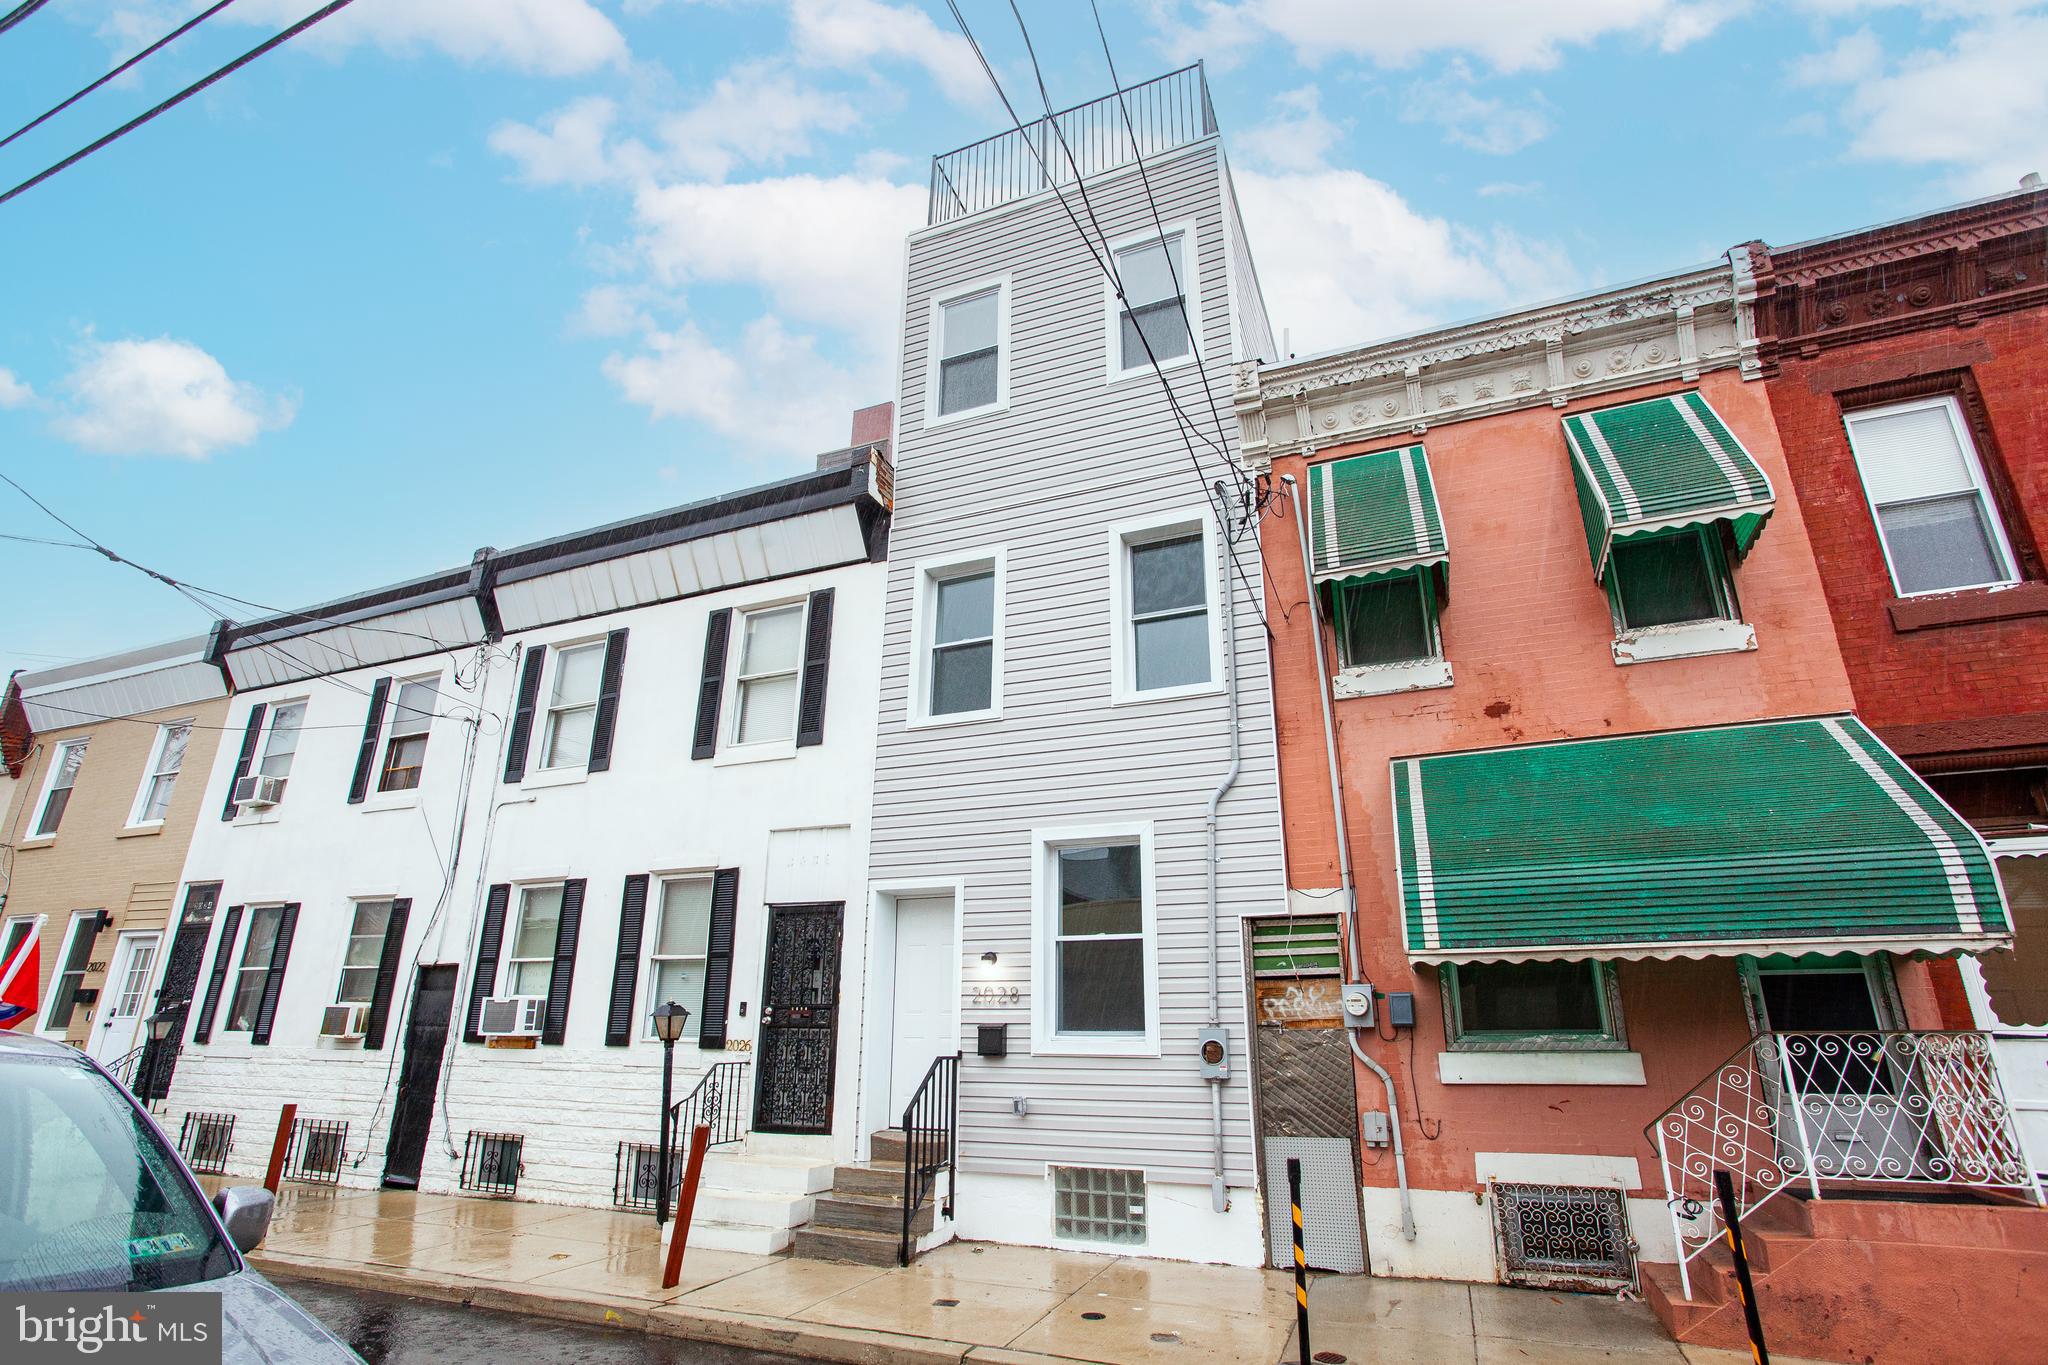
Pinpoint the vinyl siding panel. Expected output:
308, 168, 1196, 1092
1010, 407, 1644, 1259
875, 141, 1285, 1188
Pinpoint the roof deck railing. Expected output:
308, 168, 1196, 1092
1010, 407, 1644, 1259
927, 63, 1216, 226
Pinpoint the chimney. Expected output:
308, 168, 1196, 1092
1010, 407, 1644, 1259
818, 402, 895, 471
2022, 171, 2043, 191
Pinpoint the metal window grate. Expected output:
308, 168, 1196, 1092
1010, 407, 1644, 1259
1052, 1166, 1147, 1246
285, 1118, 348, 1185
1492, 1182, 1635, 1292
613, 1141, 677, 1212
460, 1131, 524, 1197
178, 1112, 234, 1175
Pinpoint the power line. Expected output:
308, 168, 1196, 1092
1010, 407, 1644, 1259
0, 0, 243, 155
0, 0, 54, 39
0, 0, 359, 209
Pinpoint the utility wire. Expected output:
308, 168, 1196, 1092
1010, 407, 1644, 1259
0, 0, 358, 209
0, 0, 242, 154
0, 0, 54, 39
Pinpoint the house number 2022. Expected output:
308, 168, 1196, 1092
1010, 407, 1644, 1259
972, 985, 1020, 1005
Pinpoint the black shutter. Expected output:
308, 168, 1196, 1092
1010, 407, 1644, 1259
222, 705, 265, 821
504, 647, 547, 783
542, 878, 586, 1046
362, 897, 412, 1051
192, 905, 242, 1045
605, 875, 650, 1047
691, 610, 732, 760
796, 588, 835, 748
250, 903, 299, 1046
586, 629, 629, 774
465, 885, 511, 1043
348, 679, 390, 804
698, 868, 739, 1049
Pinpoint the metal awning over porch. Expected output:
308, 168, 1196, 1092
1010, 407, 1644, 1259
1307, 444, 1448, 592
1393, 715, 2012, 964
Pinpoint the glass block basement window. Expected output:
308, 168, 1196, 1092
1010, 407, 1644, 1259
1053, 1166, 1147, 1245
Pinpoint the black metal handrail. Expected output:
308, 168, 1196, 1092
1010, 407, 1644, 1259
106, 1044, 148, 1092
899, 1052, 960, 1265
665, 1059, 751, 1181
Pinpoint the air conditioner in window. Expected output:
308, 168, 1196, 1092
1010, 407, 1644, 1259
479, 996, 545, 1038
234, 774, 287, 810
319, 1003, 368, 1040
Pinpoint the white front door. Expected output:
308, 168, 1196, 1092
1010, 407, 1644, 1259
89, 931, 161, 1063
889, 896, 956, 1117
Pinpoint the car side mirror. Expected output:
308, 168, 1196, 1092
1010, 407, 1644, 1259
213, 1186, 274, 1254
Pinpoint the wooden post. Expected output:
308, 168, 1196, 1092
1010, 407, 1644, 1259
1288, 1157, 1312, 1365
659, 1124, 711, 1290
264, 1104, 297, 1194
1714, 1169, 1770, 1365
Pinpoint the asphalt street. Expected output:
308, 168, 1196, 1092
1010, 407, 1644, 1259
272, 1274, 812, 1365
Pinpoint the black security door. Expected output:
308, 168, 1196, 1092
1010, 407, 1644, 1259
139, 885, 219, 1099
753, 904, 843, 1135
383, 965, 457, 1188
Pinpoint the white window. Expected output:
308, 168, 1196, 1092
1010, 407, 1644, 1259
911, 549, 1004, 725
1106, 225, 1195, 379
1110, 513, 1221, 703
540, 644, 605, 771
226, 906, 286, 1032
1, 917, 32, 964
336, 900, 393, 1004
129, 721, 193, 826
1031, 822, 1158, 1056
39, 911, 98, 1035
1843, 396, 2019, 596
730, 603, 805, 747
257, 701, 306, 782
31, 738, 88, 838
505, 885, 563, 998
927, 276, 1009, 424
378, 677, 439, 793
645, 878, 712, 1038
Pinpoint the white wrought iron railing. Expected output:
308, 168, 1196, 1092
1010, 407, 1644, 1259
927, 63, 1217, 226
1648, 1030, 2045, 1300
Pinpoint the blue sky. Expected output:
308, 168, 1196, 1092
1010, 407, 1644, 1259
3, 0, 2043, 680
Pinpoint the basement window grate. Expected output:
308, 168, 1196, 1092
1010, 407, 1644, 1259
178, 1112, 235, 1175
613, 1141, 677, 1212
285, 1118, 348, 1185
1052, 1165, 1147, 1246
460, 1131, 524, 1197
1492, 1182, 1635, 1292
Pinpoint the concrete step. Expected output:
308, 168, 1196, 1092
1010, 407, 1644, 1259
813, 1193, 931, 1237
832, 1162, 906, 1200
669, 1218, 792, 1256
700, 1151, 835, 1197
790, 1224, 900, 1267
1639, 1260, 1726, 1340
690, 1188, 816, 1230
868, 1128, 952, 1166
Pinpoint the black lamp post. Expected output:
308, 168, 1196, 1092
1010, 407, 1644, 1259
140, 1011, 177, 1112
652, 1001, 690, 1225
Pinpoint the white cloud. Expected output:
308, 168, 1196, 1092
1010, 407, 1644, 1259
489, 97, 654, 187
788, 0, 986, 103
1237, 168, 1577, 353
1476, 180, 1542, 197
1237, 86, 1344, 173
658, 61, 863, 180
221, 0, 627, 77
1153, 0, 1740, 73
1790, 27, 1882, 86
1403, 65, 1552, 155
0, 368, 32, 408
54, 337, 294, 459
572, 284, 653, 338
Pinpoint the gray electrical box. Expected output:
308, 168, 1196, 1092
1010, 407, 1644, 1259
1197, 1026, 1229, 1080
1359, 1110, 1391, 1147
1340, 982, 1375, 1030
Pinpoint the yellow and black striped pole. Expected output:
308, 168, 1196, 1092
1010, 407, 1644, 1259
1287, 1157, 1312, 1365
1713, 1169, 1770, 1365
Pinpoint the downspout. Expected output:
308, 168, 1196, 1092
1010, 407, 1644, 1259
1206, 484, 1243, 1216
1283, 473, 1415, 1242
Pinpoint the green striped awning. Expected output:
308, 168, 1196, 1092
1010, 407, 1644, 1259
1393, 715, 2010, 965
1562, 392, 1774, 582
1308, 445, 1447, 589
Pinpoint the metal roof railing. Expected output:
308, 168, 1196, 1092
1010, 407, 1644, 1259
927, 63, 1216, 226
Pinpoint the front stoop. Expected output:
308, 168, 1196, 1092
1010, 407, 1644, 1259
1642, 1193, 2048, 1364
666, 1146, 835, 1256
789, 1129, 942, 1267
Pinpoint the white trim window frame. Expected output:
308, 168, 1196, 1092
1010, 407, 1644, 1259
538, 640, 606, 773
376, 675, 440, 794
925, 273, 1012, 428
1104, 220, 1200, 384
724, 598, 808, 752
128, 720, 195, 828
642, 874, 715, 1041
335, 899, 394, 1006
254, 699, 308, 789
1030, 821, 1160, 1057
908, 547, 1006, 727
30, 737, 89, 838
1108, 510, 1224, 705
1842, 395, 2020, 598
503, 883, 565, 999
38, 910, 99, 1037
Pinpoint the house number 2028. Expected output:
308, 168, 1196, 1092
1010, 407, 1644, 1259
972, 985, 1020, 1005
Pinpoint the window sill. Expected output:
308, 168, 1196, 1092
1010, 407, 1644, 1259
1888, 580, 2048, 632
1333, 659, 1454, 699
1438, 1049, 1645, 1086
1109, 680, 1224, 708
713, 739, 798, 767
1106, 352, 1200, 388
17, 836, 54, 850
116, 823, 165, 839
907, 705, 1002, 730
1612, 619, 1755, 666
359, 793, 421, 814
521, 766, 588, 791
1031, 1033, 1160, 1058
233, 809, 284, 827
924, 401, 1009, 432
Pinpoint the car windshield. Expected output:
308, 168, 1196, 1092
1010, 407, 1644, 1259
0, 1050, 236, 1292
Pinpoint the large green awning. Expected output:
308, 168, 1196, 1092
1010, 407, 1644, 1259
1309, 444, 1448, 591
1562, 392, 1775, 582
1393, 716, 2011, 964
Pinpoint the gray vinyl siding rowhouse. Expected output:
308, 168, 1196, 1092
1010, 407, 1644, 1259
862, 70, 1288, 1264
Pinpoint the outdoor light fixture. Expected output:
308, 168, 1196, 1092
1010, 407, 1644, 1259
981, 951, 998, 964
652, 1001, 691, 1225
652, 1001, 691, 1044
146, 1011, 176, 1043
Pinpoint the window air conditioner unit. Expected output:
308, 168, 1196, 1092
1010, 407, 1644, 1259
234, 774, 287, 810
479, 996, 545, 1038
319, 1003, 368, 1040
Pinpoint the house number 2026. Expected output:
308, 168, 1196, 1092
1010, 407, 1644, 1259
972, 985, 1020, 1005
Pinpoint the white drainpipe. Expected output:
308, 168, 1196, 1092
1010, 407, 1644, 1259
1283, 473, 1416, 1241
1205, 484, 1243, 1216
